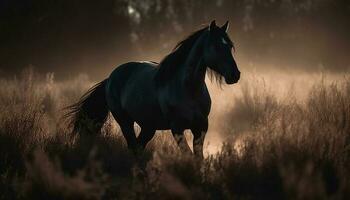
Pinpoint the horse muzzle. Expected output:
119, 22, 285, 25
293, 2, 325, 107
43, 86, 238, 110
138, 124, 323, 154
225, 71, 240, 84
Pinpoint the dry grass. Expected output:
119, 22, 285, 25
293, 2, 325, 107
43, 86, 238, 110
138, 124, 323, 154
0, 68, 349, 199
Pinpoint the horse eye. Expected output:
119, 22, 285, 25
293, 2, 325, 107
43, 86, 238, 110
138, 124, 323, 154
221, 38, 228, 45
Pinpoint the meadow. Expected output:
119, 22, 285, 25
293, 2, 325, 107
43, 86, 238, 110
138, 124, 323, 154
0, 68, 349, 199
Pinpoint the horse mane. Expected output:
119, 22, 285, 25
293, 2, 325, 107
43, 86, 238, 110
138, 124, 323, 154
206, 67, 224, 85
155, 26, 209, 85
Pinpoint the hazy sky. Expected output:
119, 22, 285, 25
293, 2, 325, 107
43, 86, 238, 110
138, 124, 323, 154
1, 0, 349, 79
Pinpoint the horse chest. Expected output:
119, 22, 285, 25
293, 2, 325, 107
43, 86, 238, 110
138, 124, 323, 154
160, 87, 211, 126
180, 97, 209, 121
182, 103, 205, 123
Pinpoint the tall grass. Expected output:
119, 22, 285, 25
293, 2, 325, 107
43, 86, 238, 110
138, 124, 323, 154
0, 69, 349, 199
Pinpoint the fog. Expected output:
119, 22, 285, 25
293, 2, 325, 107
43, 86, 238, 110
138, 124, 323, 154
204, 70, 345, 154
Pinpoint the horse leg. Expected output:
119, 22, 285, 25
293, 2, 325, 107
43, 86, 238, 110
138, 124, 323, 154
171, 126, 192, 154
120, 123, 138, 151
191, 129, 206, 159
111, 111, 137, 151
137, 127, 156, 149
191, 118, 208, 158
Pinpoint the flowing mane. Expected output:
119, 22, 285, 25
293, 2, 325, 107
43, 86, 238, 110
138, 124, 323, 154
155, 26, 209, 85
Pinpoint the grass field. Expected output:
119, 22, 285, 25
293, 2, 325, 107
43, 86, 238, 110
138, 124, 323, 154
0, 68, 349, 199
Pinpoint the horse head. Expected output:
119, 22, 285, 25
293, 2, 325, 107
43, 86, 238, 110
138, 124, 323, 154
203, 20, 240, 84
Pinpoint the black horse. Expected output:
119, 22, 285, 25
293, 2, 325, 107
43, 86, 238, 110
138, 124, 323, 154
66, 20, 240, 157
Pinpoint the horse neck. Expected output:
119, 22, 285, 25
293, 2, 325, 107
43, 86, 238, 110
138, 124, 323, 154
180, 33, 208, 91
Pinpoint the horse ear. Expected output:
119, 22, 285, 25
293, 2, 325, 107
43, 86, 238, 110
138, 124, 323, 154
221, 21, 229, 32
209, 20, 216, 31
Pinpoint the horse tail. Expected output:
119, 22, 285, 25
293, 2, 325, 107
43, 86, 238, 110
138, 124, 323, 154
64, 79, 109, 136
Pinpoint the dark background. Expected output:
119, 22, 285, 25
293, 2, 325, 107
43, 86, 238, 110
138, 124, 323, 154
1, 0, 349, 80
